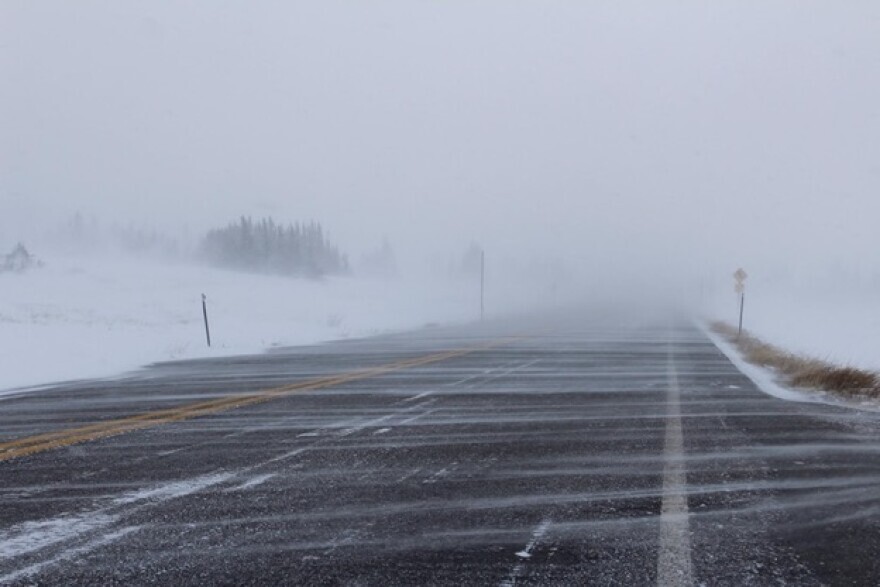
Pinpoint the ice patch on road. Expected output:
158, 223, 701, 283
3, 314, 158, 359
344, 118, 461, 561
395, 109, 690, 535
0, 513, 118, 559
0, 526, 140, 584
1, 473, 234, 561
1, 472, 239, 580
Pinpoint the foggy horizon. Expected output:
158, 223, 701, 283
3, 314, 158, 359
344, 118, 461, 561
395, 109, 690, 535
4, 1, 880, 289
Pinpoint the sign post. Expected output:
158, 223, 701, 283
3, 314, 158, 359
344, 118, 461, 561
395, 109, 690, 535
202, 293, 212, 348
733, 269, 747, 339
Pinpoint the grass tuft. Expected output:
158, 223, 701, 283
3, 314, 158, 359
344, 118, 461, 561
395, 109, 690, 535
710, 321, 880, 399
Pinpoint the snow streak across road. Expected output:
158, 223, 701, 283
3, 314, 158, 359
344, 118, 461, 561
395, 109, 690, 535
2, 312, 880, 585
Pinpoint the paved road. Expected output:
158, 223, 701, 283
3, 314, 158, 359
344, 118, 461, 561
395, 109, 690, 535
2, 311, 880, 585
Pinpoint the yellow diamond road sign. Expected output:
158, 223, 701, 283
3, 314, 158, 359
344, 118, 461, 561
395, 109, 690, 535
734, 268, 748, 283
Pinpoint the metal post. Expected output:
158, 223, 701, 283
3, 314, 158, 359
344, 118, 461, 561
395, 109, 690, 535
737, 292, 745, 339
202, 293, 212, 347
480, 250, 485, 321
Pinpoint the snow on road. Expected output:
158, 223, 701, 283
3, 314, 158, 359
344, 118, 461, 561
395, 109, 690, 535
0, 255, 477, 394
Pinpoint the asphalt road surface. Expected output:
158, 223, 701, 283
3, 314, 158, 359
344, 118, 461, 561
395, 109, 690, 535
2, 311, 880, 586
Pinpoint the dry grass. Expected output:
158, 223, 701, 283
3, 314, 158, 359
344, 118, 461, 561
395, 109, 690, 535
710, 321, 880, 398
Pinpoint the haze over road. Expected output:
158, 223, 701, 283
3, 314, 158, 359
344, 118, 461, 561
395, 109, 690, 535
2, 310, 879, 585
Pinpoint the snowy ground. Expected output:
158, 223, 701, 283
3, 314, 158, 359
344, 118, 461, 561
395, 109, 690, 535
0, 255, 483, 394
704, 283, 880, 373
8, 254, 878, 398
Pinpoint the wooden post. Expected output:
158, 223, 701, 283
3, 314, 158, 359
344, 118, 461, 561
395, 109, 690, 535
202, 293, 212, 347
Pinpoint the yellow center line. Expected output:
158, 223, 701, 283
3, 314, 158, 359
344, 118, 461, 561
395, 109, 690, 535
0, 338, 520, 462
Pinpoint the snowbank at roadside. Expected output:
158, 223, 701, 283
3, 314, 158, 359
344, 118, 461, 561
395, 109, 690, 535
0, 255, 479, 394
704, 283, 880, 373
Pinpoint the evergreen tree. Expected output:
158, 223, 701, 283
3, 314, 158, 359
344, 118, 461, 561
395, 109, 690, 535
200, 216, 348, 277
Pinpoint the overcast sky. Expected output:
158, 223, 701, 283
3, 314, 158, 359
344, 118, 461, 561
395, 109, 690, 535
3, 1, 879, 281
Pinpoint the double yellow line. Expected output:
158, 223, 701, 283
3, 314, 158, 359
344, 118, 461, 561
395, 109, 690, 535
0, 340, 513, 463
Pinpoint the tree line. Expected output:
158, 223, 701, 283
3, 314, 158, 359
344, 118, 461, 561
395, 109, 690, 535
200, 216, 349, 277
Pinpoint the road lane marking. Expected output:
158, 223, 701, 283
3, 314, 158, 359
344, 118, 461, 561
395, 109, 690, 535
422, 467, 450, 484
265, 447, 309, 465
400, 409, 435, 425
397, 467, 422, 482
223, 473, 277, 493
515, 518, 552, 559
401, 390, 434, 403
337, 413, 398, 437
156, 447, 185, 456
657, 341, 695, 586
501, 518, 552, 586
446, 359, 539, 388
0, 339, 519, 462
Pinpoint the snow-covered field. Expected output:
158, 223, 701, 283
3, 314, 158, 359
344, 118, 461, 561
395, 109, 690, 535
705, 282, 880, 374
7, 253, 878, 398
0, 256, 481, 394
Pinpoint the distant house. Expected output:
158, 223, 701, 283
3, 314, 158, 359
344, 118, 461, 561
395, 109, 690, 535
1, 243, 39, 273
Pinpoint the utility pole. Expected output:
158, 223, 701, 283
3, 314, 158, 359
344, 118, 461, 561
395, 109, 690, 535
202, 293, 212, 347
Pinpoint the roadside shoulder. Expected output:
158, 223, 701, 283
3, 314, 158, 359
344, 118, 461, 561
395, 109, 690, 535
698, 320, 880, 413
